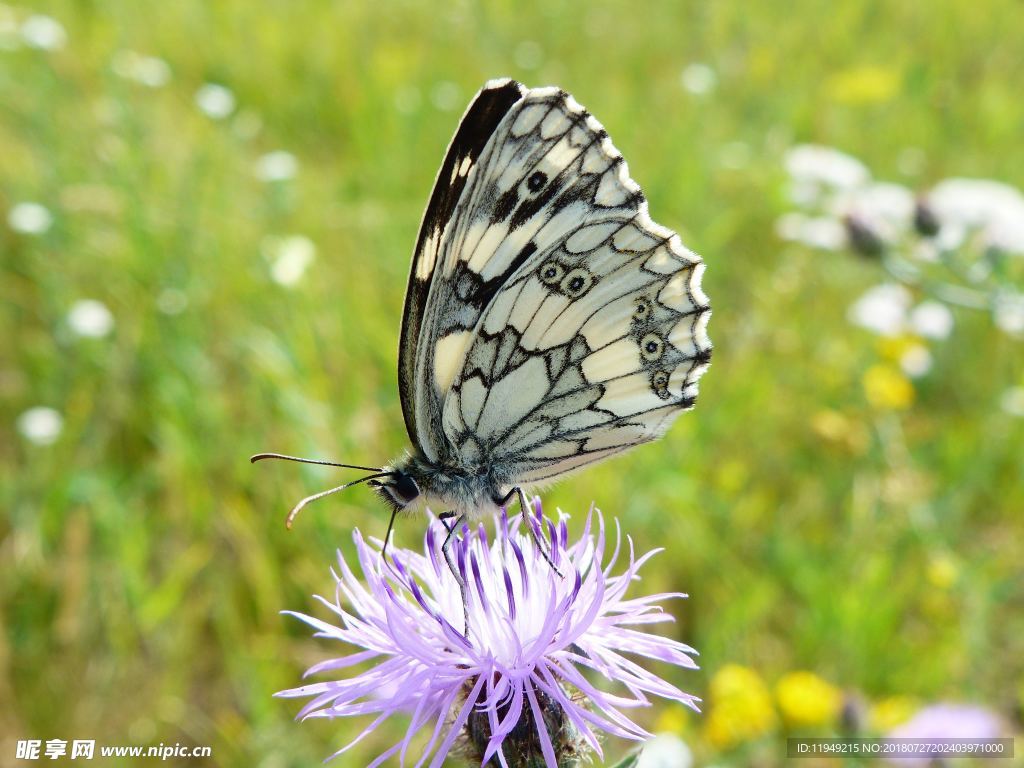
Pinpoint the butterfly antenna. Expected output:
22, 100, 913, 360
250, 452, 383, 473
284, 472, 394, 529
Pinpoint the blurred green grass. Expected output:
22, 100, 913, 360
2, 1, 1023, 765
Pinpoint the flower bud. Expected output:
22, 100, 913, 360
844, 214, 886, 257
913, 199, 941, 237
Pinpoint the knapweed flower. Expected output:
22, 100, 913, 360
884, 703, 1005, 766
277, 503, 699, 767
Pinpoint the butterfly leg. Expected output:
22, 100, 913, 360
380, 506, 400, 574
438, 511, 470, 639
515, 487, 564, 579
437, 510, 457, 534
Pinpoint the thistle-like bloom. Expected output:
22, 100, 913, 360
884, 703, 1005, 767
277, 502, 699, 767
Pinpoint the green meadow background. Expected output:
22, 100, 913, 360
2, 1, 1022, 765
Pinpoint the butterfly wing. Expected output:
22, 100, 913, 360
399, 78, 528, 459
434, 86, 712, 484
404, 79, 638, 464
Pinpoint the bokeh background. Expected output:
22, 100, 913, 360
3, 1, 1022, 766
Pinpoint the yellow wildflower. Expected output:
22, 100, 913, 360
863, 365, 914, 410
811, 409, 869, 454
776, 671, 843, 727
827, 66, 900, 105
870, 696, 918, 732
877, 335, 918, 363
704, 664, 777, 749
927, 553, 959, 589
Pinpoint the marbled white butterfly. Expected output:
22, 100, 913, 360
254, 79, 711, 625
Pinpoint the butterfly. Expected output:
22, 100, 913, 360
254, 78, 711, 628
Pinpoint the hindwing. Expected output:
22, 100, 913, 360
442, 210, 710, 483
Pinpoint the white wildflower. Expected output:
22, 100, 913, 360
909, 301, 954, 340
21, 14, 66, 50
775, 212, 846, 251
17, 406, 63, 445
265, 235, 316, 287
925, 178, 1024, 255
7, 202, 53, 235
993, 293, 1024, 336
254, 151, 298, 182
636, 733, 694, 768
111, 50, 171, 87
900, 344, 933, 378
834, 181, 916, 241
848, 283, 912, 336
785, 144, 870, 195
195, 83, 236, 120
681, 63, 716, 95
67, 299, 115, 338
1001, 386, 1024, 418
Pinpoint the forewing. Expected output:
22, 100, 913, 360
440, 101, 712, 484
408, 81, 627, 462
399, 78, 527, 457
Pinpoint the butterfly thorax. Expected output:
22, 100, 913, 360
381, 451, 510, 519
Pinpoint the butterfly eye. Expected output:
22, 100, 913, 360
633, 299, 652, 322
538, 261, 565, 286
640, 332, 665, 362
527, 171, 547, 192
560, 268, 593, 299
651, 369, 671, 399
393, 474, 420, 503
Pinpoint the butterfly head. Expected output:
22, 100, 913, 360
369, 468, 421, 512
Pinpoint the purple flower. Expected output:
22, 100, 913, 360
885, 704, 1004, 766
276, 501, 699, 767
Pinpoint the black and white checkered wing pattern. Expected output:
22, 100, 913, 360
409, 81, 681, 464
399, 79, 526, 461
438, 103, 712, 484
